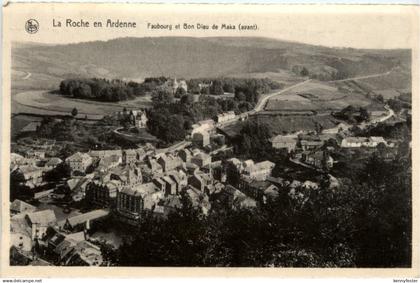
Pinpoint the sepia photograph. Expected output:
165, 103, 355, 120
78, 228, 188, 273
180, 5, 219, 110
1, 3, 419, 277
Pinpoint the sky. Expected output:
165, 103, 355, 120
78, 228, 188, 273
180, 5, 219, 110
4, 3, 419, 49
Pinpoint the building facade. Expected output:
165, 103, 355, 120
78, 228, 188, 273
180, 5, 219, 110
116, 182, 161, 224
86, 180, 121, 208
157, 154, 182, 172
66, 152, 93, 173
271, 135, 297, 153
191, 152, 212, 168
242, 161, 275, 182
123, 149, 137, 165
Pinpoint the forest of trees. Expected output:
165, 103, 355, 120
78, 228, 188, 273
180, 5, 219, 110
332, 105, 370, 124
358, 120, 411, 140
387, 96, 411, 113
235, 120, 274, 161
291, 64, 352, 81
187, 77, 282, 96
101, 142, 411, 267
59, 77, 282, 102
27, 114, 131, 155
59, 77, 169, 102
147, 92, 229, 145
147, 78, 281, 145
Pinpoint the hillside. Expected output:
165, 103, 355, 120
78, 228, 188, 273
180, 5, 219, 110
12, 36, 411, 91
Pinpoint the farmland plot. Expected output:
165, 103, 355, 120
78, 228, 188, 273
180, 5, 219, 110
12, 90, 153, 116
264, 80, 378, 111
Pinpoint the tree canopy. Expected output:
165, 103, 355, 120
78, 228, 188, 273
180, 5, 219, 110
333, 105, 371, 124
59, 77, 165, 102
236, 120, 274, 160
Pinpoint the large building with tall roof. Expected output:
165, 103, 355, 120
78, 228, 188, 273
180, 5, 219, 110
85, 178, 122, 208
116, 182, 162, 224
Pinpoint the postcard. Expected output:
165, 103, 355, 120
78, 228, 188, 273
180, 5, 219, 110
1, 3, 419, 278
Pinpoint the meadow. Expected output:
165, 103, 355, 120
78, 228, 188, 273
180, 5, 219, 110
12, 90, 152, 117
264, 80, 382, 112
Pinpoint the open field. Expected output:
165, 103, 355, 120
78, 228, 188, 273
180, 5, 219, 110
254, 114, 339, 135
11, 70, 61, 92
264, 80, 383, 112
349, 69, 411, 91
270, 93, 310, 102
12, 90, 153, 116
333, 69, 411, 100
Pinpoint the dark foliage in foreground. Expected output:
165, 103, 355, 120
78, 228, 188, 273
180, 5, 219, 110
107, 146, 411, 267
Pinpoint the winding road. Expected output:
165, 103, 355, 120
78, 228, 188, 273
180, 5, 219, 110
255, 69, 394, 112
217, 79, 313, 128
359, 104, 395, 129
217, 69, 396, 129
254, 79, 313, 112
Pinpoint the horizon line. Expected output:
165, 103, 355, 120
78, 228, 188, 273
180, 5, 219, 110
12, 35, 412, 51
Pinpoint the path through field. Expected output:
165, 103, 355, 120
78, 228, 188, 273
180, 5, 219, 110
328, 70, 393, 83
22, 71, 31, 80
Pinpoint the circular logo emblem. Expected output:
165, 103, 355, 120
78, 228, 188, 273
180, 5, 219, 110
25, 19, 39, 34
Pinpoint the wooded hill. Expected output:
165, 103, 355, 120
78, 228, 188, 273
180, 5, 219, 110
13, 37, 411, 85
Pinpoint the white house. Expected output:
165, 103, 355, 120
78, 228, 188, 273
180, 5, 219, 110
191, 119, 215, 135
270, 135, 297, 152
341, 136, 387, 148
216, 111, 236, 124
242, 160, 275, 181
366, 136, 386, 147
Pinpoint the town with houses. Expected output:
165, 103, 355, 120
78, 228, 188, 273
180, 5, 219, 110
8, 34, 412, 267
9, 95, 408, 266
